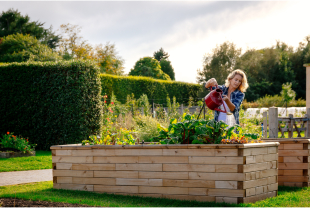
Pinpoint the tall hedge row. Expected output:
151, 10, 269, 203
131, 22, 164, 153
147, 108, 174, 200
100, 74, 202, 104
0, 60, 103, 150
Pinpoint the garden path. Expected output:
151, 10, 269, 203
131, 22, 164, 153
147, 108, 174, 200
0, 169, 52, 186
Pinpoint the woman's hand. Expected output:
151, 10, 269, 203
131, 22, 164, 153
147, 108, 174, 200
222, 95, 229, 102
205, 78, 218, 88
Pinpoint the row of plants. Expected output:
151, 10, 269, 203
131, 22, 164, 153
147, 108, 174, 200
82, 93, 263, 146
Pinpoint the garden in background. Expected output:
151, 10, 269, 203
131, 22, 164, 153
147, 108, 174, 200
1, 8, 310, 207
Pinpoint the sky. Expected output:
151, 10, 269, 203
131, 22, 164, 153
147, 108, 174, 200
1, 1, 310, 84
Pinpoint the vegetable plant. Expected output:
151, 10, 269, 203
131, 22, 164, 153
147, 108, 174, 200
152, 114, 228, 144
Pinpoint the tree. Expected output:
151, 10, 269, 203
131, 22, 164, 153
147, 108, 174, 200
160, 59, 175, 80
281, 82, 296, 116
57, 23, 84, 59
0, 33, 61, 62
93, 42, 124, 75
129, 57, 171, 80
0, 8, 60, 49
197, 41, 241, 85
153, 47, 169, 62
40, 25, 61, 50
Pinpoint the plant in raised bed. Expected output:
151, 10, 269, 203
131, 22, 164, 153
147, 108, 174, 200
152, 113, 228, 144
0, 132, 36, 153
153, 114, 264, 145
221, 125, 263, 144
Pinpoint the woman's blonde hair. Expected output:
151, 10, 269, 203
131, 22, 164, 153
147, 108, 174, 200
225, 69, 249, 93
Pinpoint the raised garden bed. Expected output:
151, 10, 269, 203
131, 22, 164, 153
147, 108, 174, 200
263, 138, 310, 187
0, 148, 35, 158
51, 142, 279, 204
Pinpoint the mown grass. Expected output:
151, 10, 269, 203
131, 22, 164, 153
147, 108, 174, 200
0, 151, 52, 172
0, 182, 309, 207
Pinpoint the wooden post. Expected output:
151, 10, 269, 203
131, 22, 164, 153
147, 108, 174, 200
263, 111, 267, 139
304, 64, 310, 108
307, 108, 310, 138
288, 114, 293, 138
269, 107, 278, 138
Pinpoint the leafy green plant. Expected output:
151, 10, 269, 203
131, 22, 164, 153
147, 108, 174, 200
152, 114, 228, 144
0, 132, 36, 153
221, 125, 262, 144
133, 115, 163, 142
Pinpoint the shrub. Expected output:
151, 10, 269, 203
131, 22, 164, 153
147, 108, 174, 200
0, 132, 35, 153
100, 74, 202, 105
0, 60, 103, 150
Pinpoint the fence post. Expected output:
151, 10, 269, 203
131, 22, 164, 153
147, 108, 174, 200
141, 107, 144, 116
288, 114, 293, 138
307, 108, 310, 138
263, 111, 267, 139
269, 107, 278, 138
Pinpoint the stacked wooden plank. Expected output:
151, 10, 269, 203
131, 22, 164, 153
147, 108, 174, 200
264, 138, 310, 187
51, 143, 279, 204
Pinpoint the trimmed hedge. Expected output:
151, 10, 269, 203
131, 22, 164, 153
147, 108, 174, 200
0, 60, 103, 150
100, 74, 202, 105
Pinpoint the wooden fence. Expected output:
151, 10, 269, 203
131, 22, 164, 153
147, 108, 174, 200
264, 107, 310, 139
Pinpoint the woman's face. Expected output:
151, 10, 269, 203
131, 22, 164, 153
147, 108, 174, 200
230, 74, 243, 90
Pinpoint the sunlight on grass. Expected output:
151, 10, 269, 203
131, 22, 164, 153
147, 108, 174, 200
1, 182, 310, 207
0, 150, 52, 172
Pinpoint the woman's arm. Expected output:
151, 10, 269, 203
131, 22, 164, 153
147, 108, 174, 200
222, 95, 235, 112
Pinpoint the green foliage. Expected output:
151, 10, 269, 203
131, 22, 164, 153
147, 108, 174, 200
0, 132, 35, 153
198, 36, 310, 101
153, 47, 170, 62
0, 33, 62, 62
100, 74, 201, 105
95, 42, 125, 75
166, 96, 181, 121
197, 41, 241, 85
281, 82, 296, 104
129, 56, 171, 80
160, 59, 175, 80
137, 94, 151, 116
133, 115, 163, 142
0, 8, 60, 49
153, 114, 228, 144
0, 60, 103, 150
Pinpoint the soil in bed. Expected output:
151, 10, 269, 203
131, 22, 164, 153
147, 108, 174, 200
0, 198, 96, 207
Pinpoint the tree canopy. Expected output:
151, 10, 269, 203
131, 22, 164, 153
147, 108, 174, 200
0, 8, 60, 49
0, 33, 61, 62
160, 59, 175, 80
129, 57, 171, 80
153, 47, 170, 62
197, 37, 310, 101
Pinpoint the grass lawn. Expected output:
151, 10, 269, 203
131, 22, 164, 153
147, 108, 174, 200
0, 151, 52, 172
0, 182, 309, 207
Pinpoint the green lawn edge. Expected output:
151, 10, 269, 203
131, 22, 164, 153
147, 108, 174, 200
0, 182, 309, 207
0, 150, 52, 172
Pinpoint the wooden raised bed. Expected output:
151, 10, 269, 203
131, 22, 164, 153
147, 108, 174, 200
263, 138, 310, 187
50, 143, 279, 204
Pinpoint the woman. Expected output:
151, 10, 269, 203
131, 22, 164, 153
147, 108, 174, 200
204, 69, 249, 125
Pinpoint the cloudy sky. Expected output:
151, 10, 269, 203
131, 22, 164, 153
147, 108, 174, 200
1, 1, 310, 84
